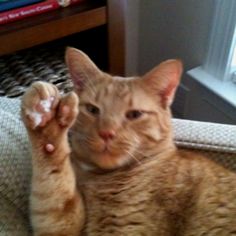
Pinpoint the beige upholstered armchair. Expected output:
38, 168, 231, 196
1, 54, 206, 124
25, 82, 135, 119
0, 97, 236, 235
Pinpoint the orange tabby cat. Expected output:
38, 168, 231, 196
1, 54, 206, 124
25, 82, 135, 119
21, 47, 236, 236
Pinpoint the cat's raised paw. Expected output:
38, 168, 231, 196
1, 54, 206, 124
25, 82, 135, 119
21, 82, 79, 132
21, 82, 60, 130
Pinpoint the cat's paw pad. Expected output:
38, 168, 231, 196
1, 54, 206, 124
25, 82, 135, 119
21, 82, 60, 130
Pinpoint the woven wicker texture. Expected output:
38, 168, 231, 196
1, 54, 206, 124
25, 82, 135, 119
0, 47, 73, 98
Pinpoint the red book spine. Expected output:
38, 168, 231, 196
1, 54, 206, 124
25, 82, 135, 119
69, 0, 84, 6
0, 0, 60, 25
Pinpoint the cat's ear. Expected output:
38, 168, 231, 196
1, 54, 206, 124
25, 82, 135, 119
65, 47, 103, 92
143, 59, 183, 108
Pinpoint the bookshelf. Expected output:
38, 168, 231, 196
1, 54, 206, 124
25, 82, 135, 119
0, 0, 125, 75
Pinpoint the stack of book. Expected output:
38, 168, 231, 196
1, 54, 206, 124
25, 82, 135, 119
0, 0, 84, 25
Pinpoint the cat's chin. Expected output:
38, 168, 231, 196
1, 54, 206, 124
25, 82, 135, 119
91, 152, 131, 170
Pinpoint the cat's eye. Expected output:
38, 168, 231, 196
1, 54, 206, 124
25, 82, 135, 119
85, 103, 100, 116
126, 110, 143, 120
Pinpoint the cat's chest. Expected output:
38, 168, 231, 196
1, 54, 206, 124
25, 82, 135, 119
79, 170, 158, 235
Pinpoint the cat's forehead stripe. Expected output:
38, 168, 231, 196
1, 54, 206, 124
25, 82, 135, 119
92, 80, 132, 107
113, 76, 135, 81
113, 81, 131, 101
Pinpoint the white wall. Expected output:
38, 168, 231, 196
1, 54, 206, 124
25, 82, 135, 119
137, 0, 215, 74
125, 0, 140, 76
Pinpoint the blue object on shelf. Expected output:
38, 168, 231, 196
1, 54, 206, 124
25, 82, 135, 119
0, 0, 43, 12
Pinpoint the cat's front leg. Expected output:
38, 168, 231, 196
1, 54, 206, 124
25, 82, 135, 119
21, 82, 84, 236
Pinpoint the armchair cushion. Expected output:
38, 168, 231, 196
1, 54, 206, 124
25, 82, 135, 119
0, 97, 31, 235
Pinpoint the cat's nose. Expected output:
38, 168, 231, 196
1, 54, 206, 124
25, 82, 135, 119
98, 130, 116, 141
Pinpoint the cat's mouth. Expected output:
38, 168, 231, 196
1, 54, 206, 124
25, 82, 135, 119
89, 140, 117, 155
83, 140, 137, 170
96, 145, 117, 157
101, 143, 112, 153
91, 142, 125, 160
92, 150, 129, 170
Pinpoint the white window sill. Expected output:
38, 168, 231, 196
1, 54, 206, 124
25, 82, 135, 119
187, 67, 236, 108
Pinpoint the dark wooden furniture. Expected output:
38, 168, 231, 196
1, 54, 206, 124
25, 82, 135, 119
0, 0, 126, 75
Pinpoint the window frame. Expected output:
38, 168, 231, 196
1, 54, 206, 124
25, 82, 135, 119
203, 0, 236, 82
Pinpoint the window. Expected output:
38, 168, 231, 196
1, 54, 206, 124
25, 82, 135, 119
231, 44, 236, 83
203, 0, 236, 82
232, 45, 236, 69
186, 0, 236, 110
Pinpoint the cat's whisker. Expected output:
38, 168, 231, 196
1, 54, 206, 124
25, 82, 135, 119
132, 148, 145, 155
125, 150, 142, 165
132, 134, 140, 144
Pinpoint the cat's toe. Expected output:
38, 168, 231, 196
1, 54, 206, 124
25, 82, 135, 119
21, 82, 60, 130
57, 92, 79, 128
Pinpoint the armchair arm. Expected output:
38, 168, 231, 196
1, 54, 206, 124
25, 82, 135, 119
173, 118, 236, 153
172, 118, 236, 172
